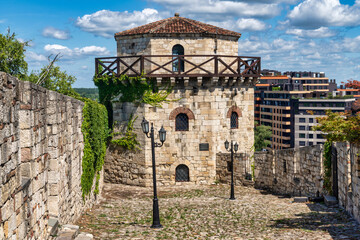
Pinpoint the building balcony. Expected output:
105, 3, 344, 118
95, 55, 261, 79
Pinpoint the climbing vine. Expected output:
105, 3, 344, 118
81, 99, 110, 198
93, 73, 178, 150
93, 74, 174, 108
111, 115, 140, 150
323, 141, 332, 194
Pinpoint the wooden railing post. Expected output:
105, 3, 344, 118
214, 56, 218, 76
140, 55, 144, 75
117, 58, 120, 77
178, 56, 181, 74
95, 58, 98, 76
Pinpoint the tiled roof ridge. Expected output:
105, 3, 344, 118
115, 15, 241, 37
179, 17, 208, 33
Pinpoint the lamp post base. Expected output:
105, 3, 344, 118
150, 224, 163, 229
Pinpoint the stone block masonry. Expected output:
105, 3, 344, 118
336, 142, 360, 223
0, 72, 101, 239
254, 145, 324, 197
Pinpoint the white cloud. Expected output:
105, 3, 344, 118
286, 27, 336, 38
75, 9, 162, 38
26, 51, 47, 62
288, 0, 360, 29
44, 44, 110, 58
42, 27, 70, 40
236, 18, 269, 31
150, 0, 280, 19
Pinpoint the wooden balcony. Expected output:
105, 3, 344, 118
95, 55, 261, 79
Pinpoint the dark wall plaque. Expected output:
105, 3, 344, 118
199, 143, 209, 151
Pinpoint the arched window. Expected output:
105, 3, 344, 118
176, 113, 189, 131
175, 164, 189, 182
230, 112, 238, 129
172, 44, 184, 72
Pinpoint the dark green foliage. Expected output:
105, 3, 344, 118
93, 74, 175, 128
81, 99, 110, 197
111, 115, 140, 150
74, 88, 99, 101
323, 141, 332, 194
254, 122, 272, 151
94, 74, 173, 107
0, 30, 29, 78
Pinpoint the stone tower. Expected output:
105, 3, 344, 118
98, 14, 261, 186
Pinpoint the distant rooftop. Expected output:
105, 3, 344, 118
115, 13, 242, 38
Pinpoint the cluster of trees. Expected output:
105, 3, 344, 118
0, 30, 78, 98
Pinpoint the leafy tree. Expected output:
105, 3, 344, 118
0, 29, 29, 78
313, 110, 360, 144
254, 122, 272, 151
342, 79, 360, 89
27, 61, 79, 98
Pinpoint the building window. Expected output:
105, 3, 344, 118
309, 134, 313, 138
175, 113, 189, 131
299, 126, 305, 130
175, 164, 190, 182
299, 118, 305, 123
309, 118, 314, 123
309, 142, 313, 146
317, 134, 324, 139
230, 112, 238, 129
299, 133, 305, 138
299, 141, 305, 146
172, 44, 184, 72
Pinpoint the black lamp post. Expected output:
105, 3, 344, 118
141, 117, 166, 228
224, 140, 238, 200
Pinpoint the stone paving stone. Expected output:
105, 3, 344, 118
76, 183, 360, 240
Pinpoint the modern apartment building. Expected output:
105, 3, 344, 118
293, 98, 355, 148
256, 71, 355, 150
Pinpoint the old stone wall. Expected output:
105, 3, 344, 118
254, 145, 324, 197
0, 72, 100, 239
107, 79, 255, 186
336, 142, 360, 223
216, 153, 251, 185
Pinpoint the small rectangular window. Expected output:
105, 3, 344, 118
299, 133, 305, 138
299, 118, 305, 123
309, 134, 313, 138
309, 118, 314, 123
300, 141, 305, 146
299, 126, 305, 130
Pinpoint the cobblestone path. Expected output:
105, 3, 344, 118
76, 183, 360, 239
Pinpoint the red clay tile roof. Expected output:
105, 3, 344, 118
115, 15, 241, 38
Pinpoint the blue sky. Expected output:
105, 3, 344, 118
1, 0, 360, 87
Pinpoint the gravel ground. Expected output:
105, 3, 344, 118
76, 183, 360, 240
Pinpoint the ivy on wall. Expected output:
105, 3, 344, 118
323, 141, 332, 194
94, 74, 173, 108
111, 115, 140, 150
93, 74, 177, 150
81, 99, 109, 198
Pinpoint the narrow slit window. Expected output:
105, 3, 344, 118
176, 113, 189, 131
230, 112, 238, 129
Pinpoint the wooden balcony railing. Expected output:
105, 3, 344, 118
95, 55, 261, 78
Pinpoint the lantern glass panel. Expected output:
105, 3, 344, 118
141, 118, 149, 134
224, 140, 229, 150
159, 126, 166, 143
234, 142, 239, 152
